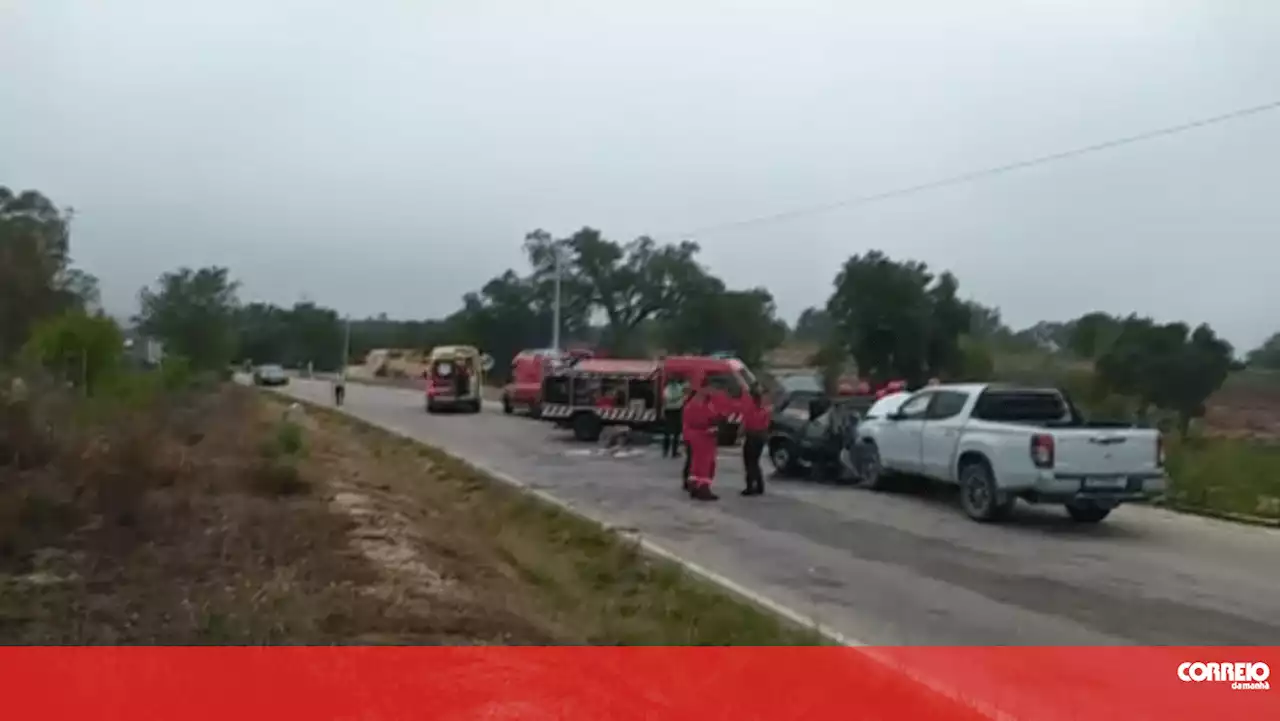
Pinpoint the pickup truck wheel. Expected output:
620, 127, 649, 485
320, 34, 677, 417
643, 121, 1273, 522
1065, 503, 1112, 523
856, 443, 891, 490
768, 439, 801, 476
958, 460, 1013, 523
502, 395, 513, 415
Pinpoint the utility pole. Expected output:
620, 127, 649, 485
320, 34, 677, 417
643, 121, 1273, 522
551, 245, 563, 351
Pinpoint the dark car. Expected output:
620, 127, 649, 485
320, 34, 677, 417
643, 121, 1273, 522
252, 364, 289, 387
766, 391, 863, 479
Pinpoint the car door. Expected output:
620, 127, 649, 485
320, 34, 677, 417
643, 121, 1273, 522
918, 390, 970, 481
877, 391, 934, 473
799, 410, 833, 461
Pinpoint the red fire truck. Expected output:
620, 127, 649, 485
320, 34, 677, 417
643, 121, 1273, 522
501, 347, 594, 417
538, 355, 758, 443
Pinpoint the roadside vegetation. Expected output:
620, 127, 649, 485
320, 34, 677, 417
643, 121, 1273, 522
1, 184, 820, 643
0, 376, 818, 643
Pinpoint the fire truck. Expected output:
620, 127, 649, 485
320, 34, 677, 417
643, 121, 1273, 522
538, 355, 758, 444
501, 347, 594, 417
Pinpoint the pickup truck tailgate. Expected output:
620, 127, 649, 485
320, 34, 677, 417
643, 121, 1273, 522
1053, 429, 1160, 476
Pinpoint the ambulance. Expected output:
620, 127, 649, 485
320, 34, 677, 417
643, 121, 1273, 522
424, 345, 494, 414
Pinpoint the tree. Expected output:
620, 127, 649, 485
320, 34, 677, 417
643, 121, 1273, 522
1162, 324, 1234, 436
1012, 320, 1074, 352
1095, 316, 1233, 436
956, 335, 995, 381
524, 227, 718, 354
135, 266, 240, 371
0, 187, 99, 359
234, 302, 290, 366
521, 230, 594, 343
825, 250, 970, 385
792, 307, 833, 344
924, 271, 972, 379
661, 286, 788, 368
285, 301, 344, 370
965, 302, 1006, 340
1065, 312, 1121, 359
449, 270, 560, 380
21, 310, 123, 394
233, 301, 346, 370
1247, 332, 1280, 370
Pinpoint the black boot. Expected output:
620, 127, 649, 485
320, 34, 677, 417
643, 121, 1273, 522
692, 485, 718, 501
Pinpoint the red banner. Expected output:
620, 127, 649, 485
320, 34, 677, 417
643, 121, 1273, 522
3, 647, 1275, 720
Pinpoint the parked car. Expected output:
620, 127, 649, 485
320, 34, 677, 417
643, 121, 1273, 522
855, 383, 1167, 523
252, 364, 289, 387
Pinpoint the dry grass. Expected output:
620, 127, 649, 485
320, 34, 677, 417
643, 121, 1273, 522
0, 383, 433, 643
0, 379, 820, 645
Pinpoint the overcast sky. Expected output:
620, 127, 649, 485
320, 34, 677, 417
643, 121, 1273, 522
2, 0, 1278, 350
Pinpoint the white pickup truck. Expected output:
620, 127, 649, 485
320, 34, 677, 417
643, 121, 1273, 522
856, 383, 1167, 523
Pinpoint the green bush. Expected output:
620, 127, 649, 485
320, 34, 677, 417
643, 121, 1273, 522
1165, 437, 1280, 519
20, 311, 123, 395
259, 420, 306, 460
276, 421, 305, 456
159, 356, 194, 390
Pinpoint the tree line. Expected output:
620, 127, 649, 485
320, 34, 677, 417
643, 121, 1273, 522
2, 184, 1268, 435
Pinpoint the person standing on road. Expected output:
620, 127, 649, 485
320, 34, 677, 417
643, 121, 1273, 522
333, 370, 346, 406
740, 388, 770, 496
681, 385, 696, 485
661, 376, 686, 458
681, 385, 720, 501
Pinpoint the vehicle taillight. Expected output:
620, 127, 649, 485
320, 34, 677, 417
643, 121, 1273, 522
1030, 434, 1055, 469
1156, 434, 1165, 468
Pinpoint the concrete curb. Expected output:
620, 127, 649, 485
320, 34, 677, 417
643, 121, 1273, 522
1152, 499, 1280, 528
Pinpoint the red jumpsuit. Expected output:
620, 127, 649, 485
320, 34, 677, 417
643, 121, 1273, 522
682, 396, 719, 489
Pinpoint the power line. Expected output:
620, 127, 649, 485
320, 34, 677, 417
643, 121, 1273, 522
670, 98, 1280, 239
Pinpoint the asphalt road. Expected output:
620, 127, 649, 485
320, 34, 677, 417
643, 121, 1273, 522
268, 377, 1280, 646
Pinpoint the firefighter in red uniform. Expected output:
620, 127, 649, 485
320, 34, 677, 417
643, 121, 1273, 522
681, 385, 720, 501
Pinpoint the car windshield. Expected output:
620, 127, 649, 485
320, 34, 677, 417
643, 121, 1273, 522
777, 374, 822, 393
259, 365, 283, 373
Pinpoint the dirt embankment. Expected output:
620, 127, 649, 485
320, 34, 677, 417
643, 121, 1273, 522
0, 383, 816, 644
